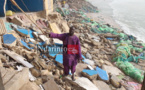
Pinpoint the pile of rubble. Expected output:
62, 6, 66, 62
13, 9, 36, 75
0, 0, 144, 90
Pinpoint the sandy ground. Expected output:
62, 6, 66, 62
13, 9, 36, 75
86, 13, 122, 30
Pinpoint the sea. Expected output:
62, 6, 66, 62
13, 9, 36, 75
87, 0, 145, 42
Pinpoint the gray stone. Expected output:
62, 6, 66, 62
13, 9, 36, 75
86, 52, 92, 59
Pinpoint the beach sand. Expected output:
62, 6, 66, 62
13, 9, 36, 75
86, 13, 122, 30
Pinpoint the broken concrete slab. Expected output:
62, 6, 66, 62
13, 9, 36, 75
42, 76, 59, 90
49, 23, 61, 34
75, 77, 99, 90
93, 80, 111, 90
3, 34, 17, 46
96, 67, 109, 82
0, 50, 33, 68
39, 35, 50, 43
53, 39, 63, 45
11, 17, 24, 26
3, 69, 17, 84
0, 67, 8, 77
102, 65, 123, 76
21, 40, 31, 50
16, 29, 33, 37
61, 21, 69, 33
82, 69, 98, 80
4, 68, 29, 90
20, 82, 41, 90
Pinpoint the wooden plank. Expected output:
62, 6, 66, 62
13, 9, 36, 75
49, 23, 61, 34
0, 50, 33, 68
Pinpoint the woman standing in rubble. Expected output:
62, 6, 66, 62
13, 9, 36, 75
48, 26, 82, 80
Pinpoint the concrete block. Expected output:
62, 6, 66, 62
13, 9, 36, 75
42, 76, 59, 90
81, 69, 98, 80
20, 82, 41, 90
4, 68, 29, 90
12, 17, 24, 26
93, 80, 111, 90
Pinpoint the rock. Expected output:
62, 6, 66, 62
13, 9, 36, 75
99, 59, 104, 65
65, 86, 71, 90
93, 80, 111, 90
41, 75, 49, 83
117, 86, 126, 90
32, 32, 38, 38
81, 47, 88, 53
47, 65, 53, 71
58, 85, 65, 90
41, 70, 49, 76
0, 60, 3, 67
86, 52, 92, 59
60, 70, 64, 75
95, 61, 102, 67
111, 75, 121, 88
37, 59, 48, 69
35, 78, 42, 85
104, 60, 113, 66
76, 63, 88, 77
81, 70, 98, 80
83, 59, 95, 66
102, 65, 123, 76
109, 84, 117, 90
42, 76, 59, 90
30, 68, 41, 78
55, 69, 60, 75
83, 43, 89, 48
20, 82, 41, 90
